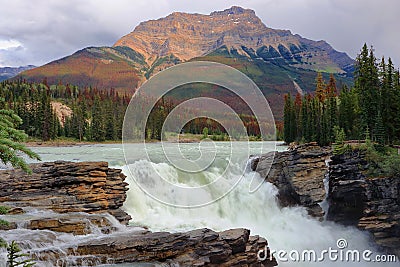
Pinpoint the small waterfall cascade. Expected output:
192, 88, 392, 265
320, 158, 332, 220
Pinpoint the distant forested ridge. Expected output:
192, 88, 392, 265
283, 44, 400, 146
0, 80, 265, 142
0, 80, 129, 142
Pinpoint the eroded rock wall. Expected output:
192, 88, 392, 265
253, 143, 331, 218
0, 161, 131, 224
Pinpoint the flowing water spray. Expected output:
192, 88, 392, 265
122, 150, 396, 266
0, 209, 145, 266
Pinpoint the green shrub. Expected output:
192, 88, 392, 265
381, 154, 400, 177
332, 126, 351, 155
0, 205, 10, 215
0, 219, 10, 227
360, 140, 400, 177
0, 205, 10, 228
0, 237, 7, 248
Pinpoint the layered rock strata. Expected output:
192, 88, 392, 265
252, 143, 331, 218
0, 161, 131, 224
327, 151, 400, 256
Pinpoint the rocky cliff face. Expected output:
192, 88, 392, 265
252, 143, 331, 218
253, 145, 400, 257
328, 151, 400, 256
115, 6, 353, 73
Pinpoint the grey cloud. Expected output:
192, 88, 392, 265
0, 0, 398, 67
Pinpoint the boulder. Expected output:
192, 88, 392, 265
33, 228, 277, 266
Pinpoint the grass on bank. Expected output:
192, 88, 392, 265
333, 129, 400, 178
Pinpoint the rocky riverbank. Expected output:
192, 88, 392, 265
0, 161, 131, 225
251, 143, 331, 218
252, 143, 400, 257
0, 161, 276, 266
327, 151, 400, 257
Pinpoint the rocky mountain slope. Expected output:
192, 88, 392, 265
17, 47, 143, 93
0, 65, 35, 81
116, 6, 353, 73
16, 6, 355, 118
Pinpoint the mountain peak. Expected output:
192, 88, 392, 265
210, 6, 255, 16
113, 7, 353, 72
114, 6, 273, 63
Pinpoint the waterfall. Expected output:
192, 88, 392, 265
122, 159, 396, 266
0, 210, 144, 267
320, 158, 332, 220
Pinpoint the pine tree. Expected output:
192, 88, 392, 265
38, 88, 52, 141
381, 58, 398, 143
6, 240, 36, 267
283, 94, 296, 144
326, 74, 338, 97
294, 93, 302, 140
315, 72, 326, 103
0, 101, 40, 173
394, 69, 400, 142
326, 74, 338, 143
332, 125, 348, 155
355, 44, 380, 139
374, 111, 386, 144
90, 96, 106, 142
310, 97, 319, 141
301, 95, 310, 142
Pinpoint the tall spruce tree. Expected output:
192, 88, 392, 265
394, 69, 400, 142
301, 95, 310, 142
294, 93, 303, 141
0, 100, 40, 173
90, 96, 106, 142
326, 74, 338, 143
355, 44, 380, 139
283, 93, 296, 144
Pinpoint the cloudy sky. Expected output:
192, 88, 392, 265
0, 0, 398, 67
